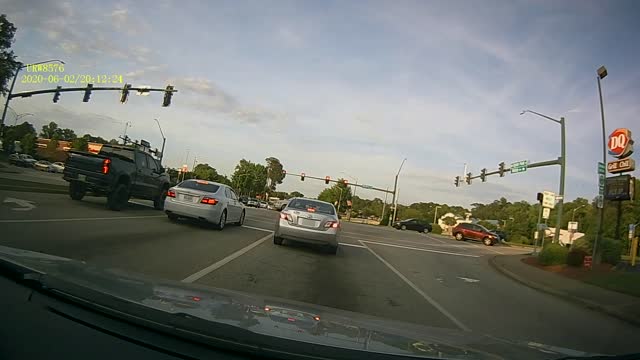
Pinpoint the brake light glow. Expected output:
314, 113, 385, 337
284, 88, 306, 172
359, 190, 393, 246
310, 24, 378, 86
196, 180, 209, 184
313, 316, 320, 321
102, 158, 111, 174
324, 221, 340, 228
201, 197, 218, 205
307, 207, 316, 213
280, 212, 293, 221
191, 296, 201, 302
167, 190, 176, 198
264, 306, 271, 312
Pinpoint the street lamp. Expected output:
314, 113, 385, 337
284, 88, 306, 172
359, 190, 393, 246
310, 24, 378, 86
154, 118, 166, 162
1, 59, 65, 136
572, 204, 587, 222
594, 65, 608, 264
520, 110, 566, 244
12, 112, 34, 126
433, 205, 441, 224
390, 158, 407, 226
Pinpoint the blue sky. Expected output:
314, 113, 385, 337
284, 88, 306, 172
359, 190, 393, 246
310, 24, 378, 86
3, 0, 639, 207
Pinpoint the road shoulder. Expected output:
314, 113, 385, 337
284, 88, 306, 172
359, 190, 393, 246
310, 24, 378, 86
489, 254, 640, 328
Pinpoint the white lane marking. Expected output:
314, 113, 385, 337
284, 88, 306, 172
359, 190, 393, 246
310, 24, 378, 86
241, 225, 274, 233
182, 233, 273, 283
457, 276, 480, 283
129, 200, 154, 209
0, 215, 165, 223
361, 240, 480, 258
359, 241, 471, 332
468, 242, 504, 255
425, 235, 446, 244
341, 234, 464, 250
245, 218, 276, 225
3, 197, 36, 211
338, 242, 366, 248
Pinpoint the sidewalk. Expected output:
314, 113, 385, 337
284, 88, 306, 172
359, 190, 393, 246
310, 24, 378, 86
490, 254, 640, 327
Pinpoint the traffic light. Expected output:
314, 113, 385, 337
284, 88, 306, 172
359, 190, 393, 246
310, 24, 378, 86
53, 86, 62, 103
301, 172, 305, 181
480, 168, 487, 182
499, 162, 506, 177
343, 179, 349, 186
162, 85, 174, 107
282, 169, 286, 177
537, 192, 544, 204
120, 83, 132, 103
465, 172, 472, 185
325, 176, 330, 185
82, 83, 93, 102
454, 176, 460, 187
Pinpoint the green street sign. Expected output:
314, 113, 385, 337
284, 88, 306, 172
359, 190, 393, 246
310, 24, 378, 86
598, 162, 606, 175
510, 160, 528, 174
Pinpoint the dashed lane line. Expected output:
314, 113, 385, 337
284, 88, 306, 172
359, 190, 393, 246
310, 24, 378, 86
360, 240, 480, 258
0, 215, 165, 223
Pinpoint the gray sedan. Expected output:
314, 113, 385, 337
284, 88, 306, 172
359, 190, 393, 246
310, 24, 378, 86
164, 179, 245, 230
274, 197, 340, 254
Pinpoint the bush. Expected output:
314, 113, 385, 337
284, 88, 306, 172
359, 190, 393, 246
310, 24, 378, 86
600, 238, 622, 265
567, 248, 587, 267
431, 224, 442, 234
538, 243, 569, 266
509, 234, 532, 244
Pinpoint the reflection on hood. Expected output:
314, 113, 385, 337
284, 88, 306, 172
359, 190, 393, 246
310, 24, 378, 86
0, 245, 598, 360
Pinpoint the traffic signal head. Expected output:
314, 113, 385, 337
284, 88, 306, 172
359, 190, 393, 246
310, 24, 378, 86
53, 86, 62, 103
499, 162, 506, 177
454, 176, 460, 187
343, 179, 349, 186
325, 176, 330, 185
82, 83, 93, 102
480, 168, 487, 182
162, 85, 174, 107
282, 169, 286, 177
537, 192, 544, 204
301, 172, 305, 181
120, 83, 132, 103
466, 172, 472, 185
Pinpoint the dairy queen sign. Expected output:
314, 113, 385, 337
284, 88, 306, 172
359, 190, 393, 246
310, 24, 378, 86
607, 128, 635, 173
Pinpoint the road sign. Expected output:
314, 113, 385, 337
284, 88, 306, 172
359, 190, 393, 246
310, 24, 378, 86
568, 221, 578, 231
583, 255, 593, 269
542, 191, 556, 209
361, 184, 373, 189
542, 207, 551, 220
598, 162, 606, 174
596, 195, 604, 209
629, 224, 636, 240
605, 175, 635, 201
608, 128, 634, 158
607, 158, 636, 174
510, 160, 528, 174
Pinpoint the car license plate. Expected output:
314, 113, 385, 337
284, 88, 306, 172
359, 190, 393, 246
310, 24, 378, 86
78, 174, 86, 182
298, 218, 319, 227
181, 194, 193, 202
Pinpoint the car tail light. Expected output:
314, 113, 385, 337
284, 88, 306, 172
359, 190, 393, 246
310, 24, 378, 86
264, 306, 271, 312
102, 158, 111, 174
167, 190, 176, 198
324, 221, 339, 228
201, 197, 218, 205
280, 212, 293, 222
313, 316, 320, 321
307, 207, 316, 213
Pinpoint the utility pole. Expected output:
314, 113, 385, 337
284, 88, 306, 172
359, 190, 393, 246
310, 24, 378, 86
390, 158, 406, 226
192, 156, 197, 177
433, 206, 441, 224
594, 65, 608, 264
381, 187, 388, 224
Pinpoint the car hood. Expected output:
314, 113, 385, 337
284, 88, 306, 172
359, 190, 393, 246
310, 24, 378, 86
0, 245, 600, 360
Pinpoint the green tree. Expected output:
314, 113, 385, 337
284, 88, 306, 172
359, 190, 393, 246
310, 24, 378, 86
71, 137, 89, 151
192, 163, 230, 184
58, 128, 76, 141
0, 14, 18, 97
231, 159, 268, 197
108, 138, 119, 145
478, 220, 498, 231
317, 179, 352, 212
265, 157, 285, 191
19, 132, 36, 155
289, 191, 304, 198
40, 121, 59, 139
442, 216, 457, 226
1, 121, 35, 152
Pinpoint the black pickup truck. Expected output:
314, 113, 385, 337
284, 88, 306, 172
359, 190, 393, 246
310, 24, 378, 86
63, 144, 170, 211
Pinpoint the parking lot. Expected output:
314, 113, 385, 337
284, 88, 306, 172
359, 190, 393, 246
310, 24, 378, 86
1, 187, 639, 354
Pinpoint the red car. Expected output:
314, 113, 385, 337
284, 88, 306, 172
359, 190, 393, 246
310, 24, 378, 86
451, 223, 498, 246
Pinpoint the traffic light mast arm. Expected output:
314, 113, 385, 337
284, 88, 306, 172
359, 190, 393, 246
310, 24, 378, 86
9, 86, 177, 99
458, 158, 562, 182
282, 172, 394, 194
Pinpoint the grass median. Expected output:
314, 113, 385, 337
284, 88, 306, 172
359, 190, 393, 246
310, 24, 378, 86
583, 272, 640, 298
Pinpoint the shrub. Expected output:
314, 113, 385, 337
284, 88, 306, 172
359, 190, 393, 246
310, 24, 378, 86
567, 248, 587, 267
538, 243, 569, 266
600, 238, 622, 265
431, 224, 443, 234
509, 234, 532, 244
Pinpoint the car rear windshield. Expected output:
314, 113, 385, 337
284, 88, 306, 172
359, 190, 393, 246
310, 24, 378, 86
178, 180, 220, 193
288, 199, 335, 215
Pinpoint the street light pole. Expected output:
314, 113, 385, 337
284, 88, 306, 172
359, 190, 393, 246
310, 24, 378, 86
13, 113, 34, 126
572, 205, 586, 222
1, 59, 65, 137
154, 118, 166, 163
390, 158, 406, 226
520, 110, 566, 244
594, 66, 608, 264
433, 206, 441, 224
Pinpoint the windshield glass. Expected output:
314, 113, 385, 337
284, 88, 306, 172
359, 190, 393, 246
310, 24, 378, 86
1, 2, 639, 359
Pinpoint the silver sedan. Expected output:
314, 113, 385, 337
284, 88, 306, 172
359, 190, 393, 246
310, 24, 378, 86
164, 179, 245, 230
274, 197, 340, 254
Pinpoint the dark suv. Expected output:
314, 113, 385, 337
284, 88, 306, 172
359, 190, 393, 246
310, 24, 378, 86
451, 223, 498, 246
393, 218, 432, 233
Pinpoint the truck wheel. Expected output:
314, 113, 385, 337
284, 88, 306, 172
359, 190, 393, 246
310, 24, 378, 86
69, 181, 86, 201
107, 183, 129, 211
153, 186, 168, 210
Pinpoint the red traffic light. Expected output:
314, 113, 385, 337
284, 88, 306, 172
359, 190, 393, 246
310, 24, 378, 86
343, 179, 349, 185
325, 176, 330, 185
301, 172, 305, 181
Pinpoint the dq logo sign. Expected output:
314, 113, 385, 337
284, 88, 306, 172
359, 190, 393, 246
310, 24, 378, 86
608, 128, 634, 158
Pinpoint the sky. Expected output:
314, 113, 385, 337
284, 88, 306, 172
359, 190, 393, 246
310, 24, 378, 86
2, 0, 639, 207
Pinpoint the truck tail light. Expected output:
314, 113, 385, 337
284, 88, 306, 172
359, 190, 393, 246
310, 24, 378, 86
102, 158, 111, 174
201, 197, 218, 205
167, 190, 176, 198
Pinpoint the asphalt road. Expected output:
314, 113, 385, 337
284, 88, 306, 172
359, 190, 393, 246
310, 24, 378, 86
1, 188, 638, 355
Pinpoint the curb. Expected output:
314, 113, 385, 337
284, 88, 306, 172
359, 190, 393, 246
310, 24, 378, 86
488, 255, 640, 328
0, 184, 68, 194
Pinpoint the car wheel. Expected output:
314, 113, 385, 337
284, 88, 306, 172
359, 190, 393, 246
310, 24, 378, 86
69, 181, 86, 201
107, 183, 129, 211
454, 232, 464, 241
235, 210, 245, 226
215, 210, 227, 230
483, 237, 494, 246
273, 235, 283, 245
167, 213, 179, 222
422, 228, 430, 233
153, 187, 168, 210
401, 225, 407, 230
